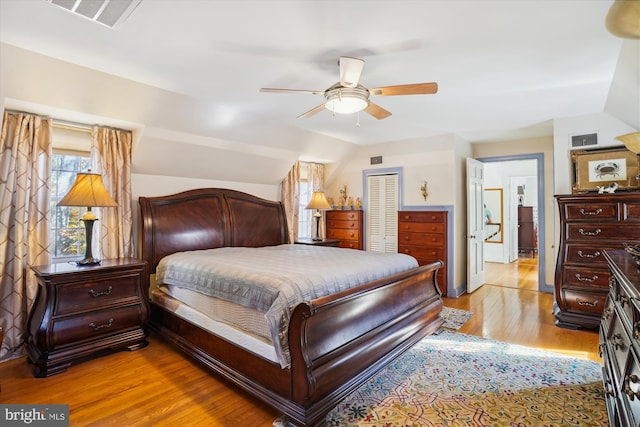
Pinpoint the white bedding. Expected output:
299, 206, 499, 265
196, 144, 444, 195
156, 244, 419, 367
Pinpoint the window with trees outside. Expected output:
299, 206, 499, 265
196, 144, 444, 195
50, 152, 91, 260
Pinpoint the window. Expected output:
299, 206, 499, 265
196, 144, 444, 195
50, 152, 92, 260
297, 180, 312, 238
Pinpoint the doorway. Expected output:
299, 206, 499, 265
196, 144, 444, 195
478, 154, 546, 293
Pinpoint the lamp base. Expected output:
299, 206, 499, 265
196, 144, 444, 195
76, 257, 101, 266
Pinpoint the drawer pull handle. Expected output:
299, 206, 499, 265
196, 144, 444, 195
576, 298, 598, 307
634, 322, 640, 340
611, 334, 625, 350
89, 318, 114, 331
619, 294, 629, 307
579, 208, 602, 216
89, 286, 113, 298
578, 228, 601, 236
577, 250, 600, 259
602, 307, 613, 320
598, 343, 605, 357
604, 377, 615, 396
575, 273, 598, 282
625, 375, 640, 400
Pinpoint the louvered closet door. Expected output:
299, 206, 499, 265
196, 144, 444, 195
367, 173, 398, 252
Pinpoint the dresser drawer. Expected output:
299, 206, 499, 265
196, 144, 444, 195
566, 224, 640, 241
564, 244, 619, 265
327, 228, 359, 241
564, 203, 618, 221
398, 245, 444, 261
398, 231, 445, 246
56, 274, 141, 315
398, 222, 445, 233
625, 201, 640, 221
338, 240, 360, 250
326, 210, 361, 222
51, 304, 145, 348
563, 265, 611, 289
560, 288, 609, 315
326, 219, 359, 230
398, 211, 445, 223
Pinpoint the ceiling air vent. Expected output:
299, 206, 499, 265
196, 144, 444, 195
45, 0, 142, 30
571, 133, 598, 148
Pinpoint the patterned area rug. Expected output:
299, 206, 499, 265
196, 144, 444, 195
275, 331, 606, 427
440, 306, 473, 330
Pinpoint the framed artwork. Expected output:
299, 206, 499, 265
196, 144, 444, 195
572, 146, 640, 193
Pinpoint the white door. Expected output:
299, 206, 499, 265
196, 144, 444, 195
467, 158, 485, 292
367, 173, 399, 253
509, 179, 519, 262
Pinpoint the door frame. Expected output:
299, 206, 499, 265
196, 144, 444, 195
475, 153, 551, 293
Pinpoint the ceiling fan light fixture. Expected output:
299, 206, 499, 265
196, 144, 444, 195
324, 87, 369, 115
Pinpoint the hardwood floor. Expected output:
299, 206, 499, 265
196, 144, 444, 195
1, 283, 601, 426
485, 254, 539, 291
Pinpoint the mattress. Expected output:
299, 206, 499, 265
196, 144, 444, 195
156, 244, 419, 367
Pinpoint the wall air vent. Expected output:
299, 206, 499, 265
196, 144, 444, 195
370, 156, 383, 165
45, 0, 142, 30
571, 133, 598, 148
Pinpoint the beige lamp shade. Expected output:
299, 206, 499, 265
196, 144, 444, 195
616, 131, 640, 154
58, 172, 118, 208
606, 0, 640, 39
306, 191, 332, 210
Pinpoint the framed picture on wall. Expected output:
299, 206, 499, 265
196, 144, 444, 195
571, 146, 640, 193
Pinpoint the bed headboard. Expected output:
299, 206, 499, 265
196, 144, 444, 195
139, 188, 288, 273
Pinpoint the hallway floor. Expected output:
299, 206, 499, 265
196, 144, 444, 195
485, 255, 538, 291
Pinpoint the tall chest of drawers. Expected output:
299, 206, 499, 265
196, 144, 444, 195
600, 249, 640, 427
26, 258, 149, 377
554, 194, 640, 329
325, 210, 363, 250
398, 211, 448, 296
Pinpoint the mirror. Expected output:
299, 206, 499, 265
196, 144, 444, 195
484, 188, 503, 243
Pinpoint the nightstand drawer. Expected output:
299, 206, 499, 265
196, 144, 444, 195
56, 273, 141, 315
327, 228, 359, 241
326, 219, 359, 230
51, 304, 145, 348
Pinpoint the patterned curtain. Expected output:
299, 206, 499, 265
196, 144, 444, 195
281, 161, 301, 243
91, 126, 134, 259
308, 163, 327, 239
0, 112, 52, 361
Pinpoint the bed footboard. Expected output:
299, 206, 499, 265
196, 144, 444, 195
287, 261, 443, 426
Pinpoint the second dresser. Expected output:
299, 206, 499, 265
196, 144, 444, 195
554, 193, 640, 329
398, 210, 448, 296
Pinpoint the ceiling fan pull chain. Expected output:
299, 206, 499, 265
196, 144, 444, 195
356, 112, 361, 127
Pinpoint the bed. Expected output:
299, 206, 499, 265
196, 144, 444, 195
139, 188, 444, 426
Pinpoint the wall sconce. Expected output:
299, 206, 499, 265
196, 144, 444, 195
420, 180, 428, 201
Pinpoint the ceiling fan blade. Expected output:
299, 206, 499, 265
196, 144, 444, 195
339, 56, 365, 88
260, 88, 324, 95
297, 103, 326, 119
365, 102, 392, 120
371, 82, 438, 96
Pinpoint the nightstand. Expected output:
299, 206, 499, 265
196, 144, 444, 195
295, 238, 341, 247
26, 258, 149, 377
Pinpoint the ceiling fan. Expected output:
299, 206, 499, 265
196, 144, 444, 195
260, 56, 438, 120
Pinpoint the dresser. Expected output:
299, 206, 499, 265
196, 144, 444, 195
398, 210, 448, 296
517, 206, 537, 255
554, 193, 640, 329
26, 258, 149, 377
600, 249, 640, 427
325, 210, 363, 250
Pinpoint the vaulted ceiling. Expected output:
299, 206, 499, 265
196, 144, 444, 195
0, 0, 629, 150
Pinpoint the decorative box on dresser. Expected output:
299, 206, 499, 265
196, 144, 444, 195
398, 210, 448, 296
554, 193, 640, 329
325, 209, 363, 250
26, 258, 149, 377
600, 249, 640, 427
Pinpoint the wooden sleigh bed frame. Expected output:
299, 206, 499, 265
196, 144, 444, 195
139, 188, 444, 426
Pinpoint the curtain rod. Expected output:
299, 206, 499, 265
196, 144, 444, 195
4, 109, 131, 134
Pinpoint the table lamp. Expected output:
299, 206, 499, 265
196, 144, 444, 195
305, 191, 332, 241
58, 171, 117, 265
